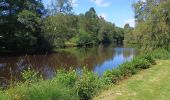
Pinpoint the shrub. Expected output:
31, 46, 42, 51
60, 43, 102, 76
142, 54, 156, 65
7, 80, 78, 100
132, 57, 151, 69
75, 69, 102, 100
102, 54, 155, 85
102, 69, 122, 85
119, 62, 139, 77
151, 49, 170, 59
0, 91, 9, 100
55, 69, 77, 87
21, 67, 40, 84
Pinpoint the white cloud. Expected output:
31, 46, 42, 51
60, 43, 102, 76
141, 0, 146, 2
99, 13, 107, 20
139, 0, 146, 2
71, 0, 79, 7
125, 19, 135, 27
90, 0, 110, 7
43, 0, 79, 7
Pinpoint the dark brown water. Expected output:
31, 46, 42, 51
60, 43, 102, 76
0, 44, 136, 87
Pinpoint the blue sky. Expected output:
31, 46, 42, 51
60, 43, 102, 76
43, 0, 141, 27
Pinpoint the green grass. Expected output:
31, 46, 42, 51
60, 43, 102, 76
5, 79, 78, 100
0, 91, 9, 100
94, 60, 170, 100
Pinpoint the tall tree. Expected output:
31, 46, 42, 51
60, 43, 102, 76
84, 7, 99, 44
131, 0, 170, 50
49, 0, 73, 15
123, 23, 134, 46
0, 0, 45, 52
43, 14, 78, 48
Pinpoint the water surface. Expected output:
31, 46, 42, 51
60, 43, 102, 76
0, 45, 136, 87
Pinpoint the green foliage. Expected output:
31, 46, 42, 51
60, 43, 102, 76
98, 18, 116, 43
55, 69, 77, 87
128, 0, 170, 50
85, 7, 99, 36
142, 54, 156, 65
123, 24, 134, 46
119, 62, 139, 77
102, 69, 122, 85
49, 0, 73, 14
114, 27, 125, 45
17, 10, 42, 32
0, 91, 9, 100
43, 6, 120, 48
43, 14, 78, 48
0, 0, 45, 52
7, 80, 78, 100
0, 1, 123, 53
21, 67, 39, 84
76, 29, 94, 46
132, 57, 151, 69
151, 49, 170, 59
75, 68, 103, 100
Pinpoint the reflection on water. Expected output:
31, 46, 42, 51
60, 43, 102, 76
0, 44, 136, 87
94, 48, 135, 75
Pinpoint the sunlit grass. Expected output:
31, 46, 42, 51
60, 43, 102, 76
6, 79, 78, 100
94, 60, 170, 100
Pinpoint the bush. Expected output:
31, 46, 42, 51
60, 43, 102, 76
102, 69, 122, 85
119, 62, 139, 77
151, 49, 170, 59
142, 54, 156, 65
55, 69, 77, 87
75, 69, 103, 100
5, 68, 78, 100
102, 53, 155, 85
7, 80, 78, 100
132, 57, 151, 69
21, 67, 40, 84
0, 91, 9, 100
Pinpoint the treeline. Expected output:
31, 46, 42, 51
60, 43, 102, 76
0, 0, 124, 53
124, 0, 170, 50
43, 8, 123, 48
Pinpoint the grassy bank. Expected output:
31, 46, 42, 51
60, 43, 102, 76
0, 49, 169, 100
94, 60, 170, 100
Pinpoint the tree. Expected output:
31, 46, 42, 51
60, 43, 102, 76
49, 0, 73, 15
131, 0, 170, 50
115, 27, 124, 45
98, 17, 116, 43
124, 23, 130, 29
43, 14, 78, 48
85, 7, 99, 33
84, 7, 99, 44
0, 0, 45, 52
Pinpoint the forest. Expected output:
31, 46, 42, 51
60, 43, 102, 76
0, 0, 169, 53
0, 0, 124, 53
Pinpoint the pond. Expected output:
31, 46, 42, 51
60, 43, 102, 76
0, 44, 137, 87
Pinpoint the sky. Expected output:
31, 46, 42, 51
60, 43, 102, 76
42, 0, 142, 28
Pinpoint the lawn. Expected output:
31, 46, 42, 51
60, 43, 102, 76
94, 60, 170, 100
